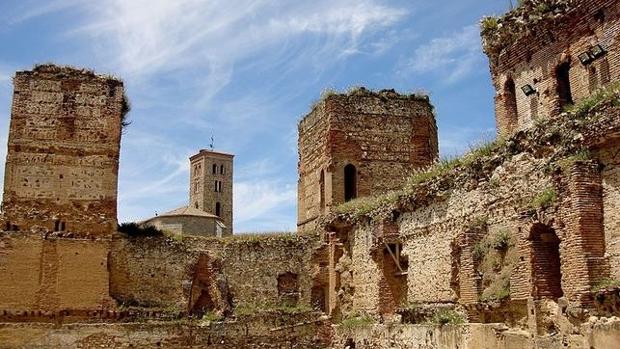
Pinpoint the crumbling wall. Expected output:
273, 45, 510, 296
0, 312, 332, 349
109, 234, 319, 312
1, 65, 125, 235
324, 98, 620, 323
332, 320, 620, 349
597, 141, 620, 280
483, 0, 620, 136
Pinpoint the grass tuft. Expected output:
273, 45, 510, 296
592, 278, 620, 292
430, 309, 465, 326
529, 187, 557, 209
340, 313, 375, 330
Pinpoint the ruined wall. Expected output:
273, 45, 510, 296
324, 102, 620, 321
341, 153, 552, 316
0, 312, 331, 349
298, 89, 438, 233
1, 65, 125, 235
189, 150, 233, 235
109, 234, 319, 312
0, 232, 112, 313
483, 0, 620, 136
595, 140, 620, 280
332, 321, 620, 349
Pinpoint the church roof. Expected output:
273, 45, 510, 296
158, 205, 220, 219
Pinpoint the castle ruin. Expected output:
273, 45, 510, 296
1, 1, 620, 348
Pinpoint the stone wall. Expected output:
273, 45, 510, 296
0, 312, 332, 349
332, 321, 620, 349
297, 89, 438, 233
483, 0, 620, 136
109, 234, 319, 312
1, 65, 125, 236
0, 232, 112, 314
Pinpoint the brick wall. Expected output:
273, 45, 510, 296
0, 232, 112, 313
1, 65, 125, 236
485, 0, 620, 136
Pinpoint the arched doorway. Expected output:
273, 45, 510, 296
529, 224, 563, 299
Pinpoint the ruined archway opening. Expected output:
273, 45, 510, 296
503, 78, 518, 130
556, 62, 573, 109
344, 164, 357, 202
277, 272, 300, 307
380, 243, 408, 314
529, 224, 563, 300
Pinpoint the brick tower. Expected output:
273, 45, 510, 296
1, 64, 126, 236
297, 88, 438, 233
189, 149, 234, 235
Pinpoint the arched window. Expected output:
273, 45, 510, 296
556, 62, 573, 109
319, 169, 325, 210
212, 164, 217, 174
220, 165, 225, 175
344, 164, 357, 202
215, 202, 221, 217
503, 78, 518, 130
529, 223, 563, 300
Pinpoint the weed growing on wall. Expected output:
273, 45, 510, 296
340, 313, 375, 330
529, 188, 557, 209
430, 309, 465, 326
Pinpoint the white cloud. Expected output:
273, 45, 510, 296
234, 180, 296, 232
61, 0, 406, 101
404, 24, 482, 84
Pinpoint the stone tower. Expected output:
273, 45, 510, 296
189, 149, 234, 235
1, 64, 126, 236
482, 0, 620, 137
297, 88, 438, 233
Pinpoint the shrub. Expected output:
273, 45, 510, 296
557, 150, 591, 171
565, 82, 620, 117
431, 309, 465, 325
473, 241, 489, 262
592, 278, 620, 292
480, 17, 499, 34
467, 216, 488, 232
529, 188, 557, 209
341, 313, 375, 330
492, 230, 512, 251
480, 270, 511, 303
118, 222, 163, 237
201, 311, 222, 322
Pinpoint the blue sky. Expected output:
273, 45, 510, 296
0, 0, 511, 232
